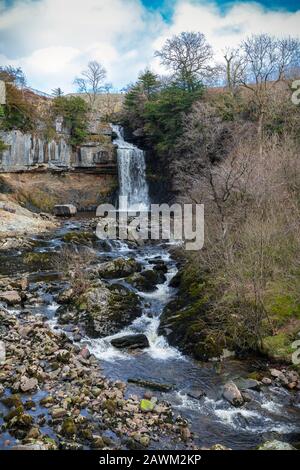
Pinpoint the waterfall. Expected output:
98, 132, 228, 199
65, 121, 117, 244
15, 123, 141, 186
111, 125, 149, 211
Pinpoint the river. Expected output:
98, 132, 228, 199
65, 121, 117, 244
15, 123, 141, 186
0, 127, 299, 450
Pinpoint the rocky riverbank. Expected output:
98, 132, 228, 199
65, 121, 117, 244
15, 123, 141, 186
0, 306, 195, 450
0, 200, 57, 243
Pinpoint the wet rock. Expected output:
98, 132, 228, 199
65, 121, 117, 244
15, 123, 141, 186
1, 394, 22, 408
222, 381, 244, 407
187, 388, 206, 400
262, 377, 272, 385
20, 376, 38, 393
258, 440, 296, 450
25, 426, 41, 440
39, 396, 54, 407
53, 204, 77, 216
0, 290, 21, 305
111, 334, 149, 350
51, 407, 68, 419
270, 368, 285, 380
10, 411, 33, 429
127, 268, 166, 292
180, 427, 191, 442
54, 349, 71, 363
151, 261, 168, 274
75, 282, 142, 337
235, 378, 261, 391
79, 346, 91, 360
96, 257, 141, 279
57, 288, 74, 304
241, 391, 252, 403
141, 269, 166, 287
128, 378, 173, 392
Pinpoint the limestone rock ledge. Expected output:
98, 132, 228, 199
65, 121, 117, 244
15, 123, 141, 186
0, 130, 117, 174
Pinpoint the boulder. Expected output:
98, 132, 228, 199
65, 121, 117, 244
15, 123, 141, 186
128, 378, 173, 392
262, 377, 272, 385
75, 282, 141, 337
222, 381, 244, 407
79, 346, 91, 360
51, 407, 68, 419
187, 387, 206, 400
270, 368, 285, 380
141, 269, 166, 285
96, 257, 141, 279
0, 290, 21, 305
61, 417, 77, 436
111, 334, 149, 350
258, 440, 296, 450
20, 376, 38, 393
127, 269, 166, 292
234, 378, 261, 391
53, 204, 77, 216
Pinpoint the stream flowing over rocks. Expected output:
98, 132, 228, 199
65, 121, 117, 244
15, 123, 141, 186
0, 128, 300, 450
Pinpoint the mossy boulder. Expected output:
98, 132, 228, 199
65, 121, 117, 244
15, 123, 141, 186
63, 231, 95, 244
159, 265, 225, 360
23, 252, 52, 268
140, 399, 155, 412
103, 399, 117, 414
262, 332, 295, 363
1, 394, 22, 408
127, 268, 166, 292
61, 418, 77, 436
5, 406, 33, 429
75, 281, 141, 337
96, 257, 141, 279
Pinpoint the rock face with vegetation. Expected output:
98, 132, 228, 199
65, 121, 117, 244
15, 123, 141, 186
0, 82, 117, 173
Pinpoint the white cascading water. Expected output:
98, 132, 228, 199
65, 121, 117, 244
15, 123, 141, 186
111, 124, 150, 211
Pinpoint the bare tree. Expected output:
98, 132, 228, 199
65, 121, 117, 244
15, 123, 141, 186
101, 82, 121, 119
277, 36, 300, 79
223, 48, 245, 94
0, 65, 26, 88
51, 87, 64, 97
155, 31, 214, 90
239, 34, 300, 153
74, 60, 107, 109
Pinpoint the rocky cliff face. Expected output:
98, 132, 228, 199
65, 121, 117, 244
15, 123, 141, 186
0, 126, 117, 173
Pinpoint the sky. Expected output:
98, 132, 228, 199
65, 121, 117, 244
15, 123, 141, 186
0, 0, 300, 93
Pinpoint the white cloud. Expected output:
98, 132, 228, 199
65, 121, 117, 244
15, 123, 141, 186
0, 0, 299, 92
0, 0, 162, 92
151, 1, 300, 73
